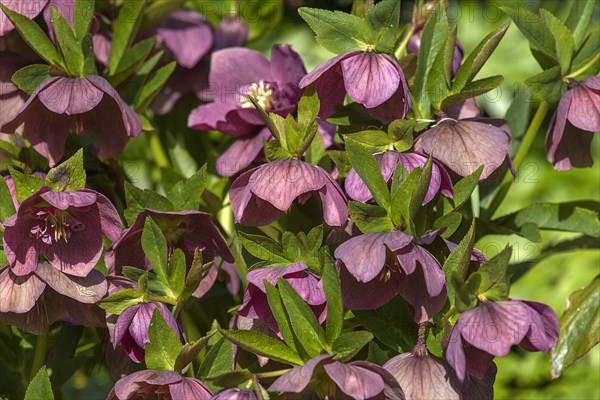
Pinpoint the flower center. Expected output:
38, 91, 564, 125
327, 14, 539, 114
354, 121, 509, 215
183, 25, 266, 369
29, 207, 84, 244
239, 80, 274, 110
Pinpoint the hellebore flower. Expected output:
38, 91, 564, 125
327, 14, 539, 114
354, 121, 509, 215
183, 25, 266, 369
0, 262, 107, 335
546, 76, 600, 170
237, 262, 327, 335
445, 299, 558, 381
0, 0, 47, 36
105, 210, 233, 285
335, 230, 447, 322
0, 52, 27, 132
2, 186, 122, 277
214, 16, 249, 49
414, 104, 512, 181
299, 50, 411, 122
108, 369, 212, 400
345, 151, 453, 204
269, 354, 405, 400
157, 10, 213, 69
1, 75, 142, 166
229, 159, 348, 227
211, 388, 257, 400
112, 302, 181, 363
188, 45, 306, 176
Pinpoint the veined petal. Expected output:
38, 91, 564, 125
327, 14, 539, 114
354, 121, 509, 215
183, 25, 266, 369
0, 267, 46, 313
157, 10, 213, 68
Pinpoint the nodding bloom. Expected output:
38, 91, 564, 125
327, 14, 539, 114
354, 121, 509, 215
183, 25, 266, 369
345, 151, 453, 205
299, 50, 411, 123
107, 370, 212, 400
0, 75, 142, 166
546, 76, 600, 170
2, 186, 122, 277
188, 45, 306, 176
0, 0, 47, 36
269, 354, 405, 399
211, 388, 257, 400
112, 302, 181, 363
445, 299, 558, 382
237, 262, 327, 336
335, 230, 447, 323
229, 159, 348, 227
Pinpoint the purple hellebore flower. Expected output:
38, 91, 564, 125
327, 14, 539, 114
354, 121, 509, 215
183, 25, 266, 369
407, 28, 463, 77
0, 52, 28, 133
299, 50, 411, 123
188, 45, 306, 176
105, 210, 233, 285
345, 151, 453, 205
108, 369, 212, 400
211, 388, 257, 400
334, 230, 447, 322
0, 262, 107, 334
414, 102, 513, 181
214, 16, 249, 50
1, 75, 142, 166
2, 186, 122, 277
112, 301, 181, 363
0, 0, 48, 36
445, 298, 559, 382
229, 159, 348, 227
546, 75, 600, 170
237, 262, 327, 335
269, 354, 405, 400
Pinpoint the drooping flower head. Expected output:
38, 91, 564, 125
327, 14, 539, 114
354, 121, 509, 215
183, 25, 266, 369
335, 230, 447, 322
1, 75, 142, 166
546, 75, 600, 170
107, 370, 212, 400
300, 50, 411, 122
189, 45, 306, 176
2, 186, 122, 277
345, 151, 453, 205
445, 299, 558, 382
230, 159, 348, 227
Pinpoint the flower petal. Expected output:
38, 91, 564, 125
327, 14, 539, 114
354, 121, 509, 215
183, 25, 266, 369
340, 265, 401, 310
318, 171, 348, 227
230, 168, 283, 226
157, 11, 213, 68
269, 355, 332, 393
216, 128, 271, 177
0, 267, 46, 313
2, 213, 39, 276
34, 262, 107, 303
39, 190, 97, 210
38, 77, 104, 115
323, 360, 385, 400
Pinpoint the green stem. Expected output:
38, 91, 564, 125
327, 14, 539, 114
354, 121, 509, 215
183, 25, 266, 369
148, 295, 177, 305
438, 306, 457, 328
149, 132, 170, 168
29, 335, 48, 381
394, 26, 415, 60
565, 53, 600, 80
254, 369, 291, 379
483, 101, 550, 220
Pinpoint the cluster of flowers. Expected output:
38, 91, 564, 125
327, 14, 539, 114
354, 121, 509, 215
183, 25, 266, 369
0, 0, 597, 399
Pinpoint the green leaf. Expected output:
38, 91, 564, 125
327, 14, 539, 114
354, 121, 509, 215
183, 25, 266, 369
540, 9, 574, 74
81, 33, 97, 75
124, 181, 174, 225
409, 158, 433, 218
167, 165, 207, 210
146, 309, 183, 371
9, 168, 46, 203
219, 328, 303, 365
265, 282, 299, 353
440, 75, 505, 110
524, 66, 566, 105
0, 3, 63, 67
11, 64, 52, 95
361, 0, 400, 53
344, 130, 390, 153
239, 232, 289, 264
345, 138, 391, 210
174, 334, 211, 373
0, 179, 16, 221
178, 249, 213, 306
50, 7, 84, 75
332, 331, 373, 361
444, 219, 475, 304
478, 247, 512, 296
388, 119, 414, 152
452, 271, 482, 312
168, 248, 186, 297
298, 7, 368, 54
349, 202, 395, 233
329, 150, 352, 178
109, 0, 148, 74
297, 87, 320, 142
46, 149, 86, 191
73, 0, 95, 40
433, 212, 462, 238
551, 276, 599, 378
198, 337, 233, 380
571, 29, 600, 74
110, 37, 156, 87
390, 165, 420, 227
451, 166, 483, 210
141, 217, 169, 285
281, 232, 302, 261
24, 366, 54, 400
278, 278, 327, 356
97, 288, 143, 315
564, 0, 596, 48
135, 61, 177, 111
428, 25, 457, 109
452, 22, 510, 92
322, 254, 343, 344
305, 225, 324, 256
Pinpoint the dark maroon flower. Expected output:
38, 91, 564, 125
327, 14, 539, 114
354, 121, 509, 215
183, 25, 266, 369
229, 159, 348, 227
335, 230, 447, 322
211, 388, 257, 400
112, 301, 181, 363
188, 45, 306, 176
0, 0, 47, 36
445, 299, 558, 381
299, 50, 411, 122
345, 151, 453, 205
2, 186, 122, 277
1, 75, 142, 166
269, 354, 405, 399
105, 209, 233, 286
237, 262, 326, 336
108, 369, 212, 400
546, 76, 600, 170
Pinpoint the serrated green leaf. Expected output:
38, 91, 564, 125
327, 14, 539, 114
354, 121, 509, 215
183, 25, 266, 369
361, 0, 400, 53
564, 0, 596, 48
451, 166, 483, 210
390, 164, 419, 227
388, 119, 414, 152
264, 282, 298, 354
409, 158, 433, 218
282, 232, 303, 261
440, 75, 504, 110
96, 288, 143, 315
349, 201, 395, 233
239, 232, 289, 264
298, 7, 368, 54
9, 168, 46, 203
345, 138, 391, 210
219, 328, 303, 365
332, 331, 373, 361
109, 37, 156, 87
328, 150, 352, 178
198, 337, 233, 380
146, 309, 183, 370
570, 29, 600, 74
444, 219, 475, 304
124, 181, 174, 225
11, 64, 52, 95
524, 66, 566, 105
433, 212, 462, 237
141, 217, 169, 285
174, 334, 211, 373
540, 9, 574, 74
452, 271, 481, 312
109, 0, 148, 74
168, 248, 186, 297
46, 149, 86, 191
50, 7, 84, 75
344, 129, 390, 153
167, 165, 207, 210
428, 25, 457, 109
305, 225, 324, 256
24, 366, 54, 400
322, 253, 343, 344
0, 178, 16, 220
478, 247, 512, 296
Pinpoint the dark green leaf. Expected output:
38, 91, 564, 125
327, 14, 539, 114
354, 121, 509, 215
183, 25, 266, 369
124, 181, 174, 225
179, 249, 213, 305
540, 9, 574, 74
409, 158, 433, 218
141, 217, 169, 285
570, 29, 599, 74
110, 37, 156, 87
168, 248, 186, 297
328, 150, 352, 178
332, 331, 373, 361
298, 8, 368, 54
265, 282, 298, 353
24, 366, 54, 400
198, 337, 233, 380
167, 165, 207, 210
524, 66, 566, 105
146, 309, 183, 370
11, 64, 52, 95
349, 202, 394, 233
390, 165, 420, 227
345, 138, 391, 210
451, 166, 483, 210
478, 247, 512, 295
219, 328, 303, 365
564, 0, 596, 48
0, 179, 16, 221
322, 254, 343, 344
109, 0, 148, 74
499, 6, 556, 63
135, 61, 176, 111
452, 271, 481, 312
50, 7, 84, 75
428, 26, 457, 109
444, 219, 475, 304
174, 334, 211, 373
388, 119, 414, 152
433, 212, 462, 238
361, 0, 400, 53
97, 288, 143, 315
344, 130, 390, 153
9, 167, 46, 203
282, 232, 303, 261
46, 149, 86, 191
440, 75, 504, 110
73, 0, 95, 40
239, 232, 289, 264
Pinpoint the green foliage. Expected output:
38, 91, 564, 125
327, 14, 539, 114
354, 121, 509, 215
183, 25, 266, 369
109, 0, 148, 75
298, 8, 368, 54
24, 367, 54, 400
141, 217, 169, 285
345, 138, 390, 210
146, 309, 183, 370
8, 168, 46, 203
11, 64, 52, 94
361, 0, 400, 53
97, 289, 144, 315
46, 149, 86, 191
218, 328, 303, 365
